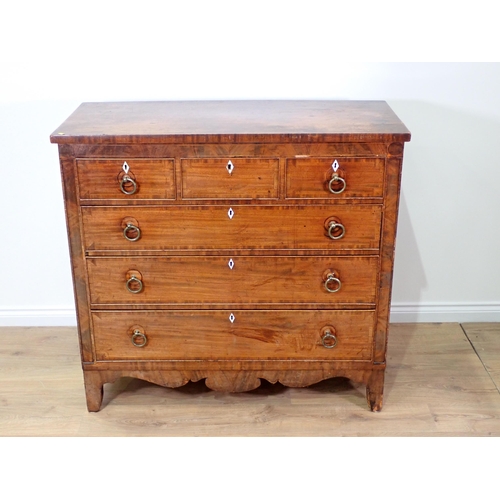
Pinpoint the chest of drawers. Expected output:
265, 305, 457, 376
51, 100, 411, 412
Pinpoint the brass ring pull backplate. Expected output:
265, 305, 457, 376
126, 275, 143, 294
123, 223, 141, 242
120, 175, 138, 195
328, 174, 346, 194
324, 274, 342, 293
321, 329, 338, 349
131, 329, 148, 347
327, 220, 345, 240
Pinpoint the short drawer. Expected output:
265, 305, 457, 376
92, 310, 375, 361
181, 158, 279, 199
286, 157, 385, 199
82, 205, 382, 252
87, 256, 378, 307
77, 158, 175, 200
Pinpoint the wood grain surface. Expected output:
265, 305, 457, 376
91, 310, 375, 362
81, 205, 383, 252
181, 157, 279, 199
286, 157, 385, 199
50, 100, 411, 144
87, 256, 378, 307
77, 158, 176, 200
462, 323, 500, 390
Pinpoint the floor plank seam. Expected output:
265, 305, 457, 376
460, 323, 500, 395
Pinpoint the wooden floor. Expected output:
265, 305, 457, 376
1, 322, 500, 436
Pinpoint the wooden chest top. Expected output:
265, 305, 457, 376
50, 100, 411, 144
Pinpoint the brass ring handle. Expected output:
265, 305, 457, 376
120, 175, 138, 195
131, 329, 148, 347
324, 274, 342, 293
123, 223, 141, 242
328, 174, 346, 194
126, 275, 143, 294
321, 330, 338, 349
327, 221, 345, 240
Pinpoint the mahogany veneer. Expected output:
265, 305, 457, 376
51, 100, 410, 411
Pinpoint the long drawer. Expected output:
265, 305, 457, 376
82, 205, 382, 251
92, 310, 376, 361
87, 256, 378, 306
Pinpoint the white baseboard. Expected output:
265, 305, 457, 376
1, 304, 499, 327
390, 302, 500, 323
0, 308, 77, 327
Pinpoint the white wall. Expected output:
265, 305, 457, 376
1, 3, 499, 325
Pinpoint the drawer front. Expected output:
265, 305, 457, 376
181, 158, 279, 199
286, 157, 385, 199
82, 205, 382, 251
77, 158, 176, 200
87, 256, 378, 306
92, 310, 375, 361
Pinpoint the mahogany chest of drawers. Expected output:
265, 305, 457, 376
50, 100, 411, 411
